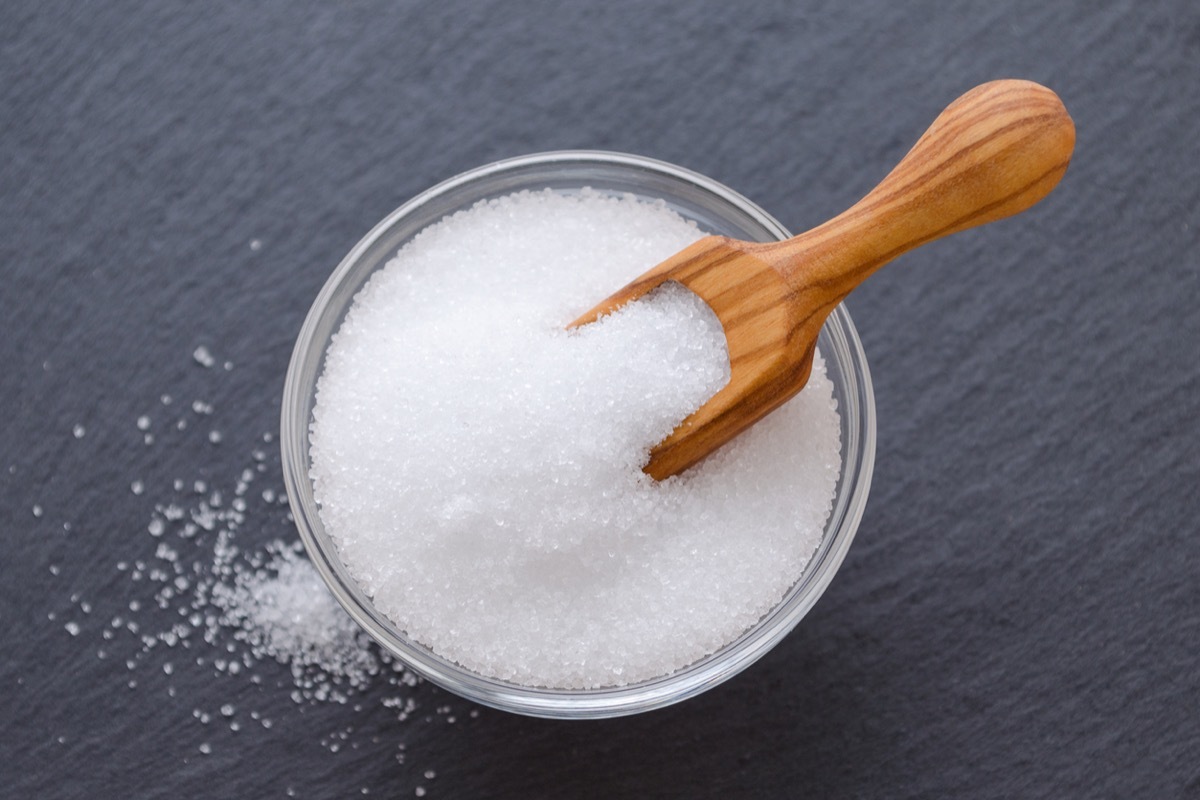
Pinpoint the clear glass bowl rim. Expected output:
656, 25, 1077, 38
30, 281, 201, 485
281, 150, 876, 719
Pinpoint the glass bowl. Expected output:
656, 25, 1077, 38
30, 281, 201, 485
281, 151, 876, 719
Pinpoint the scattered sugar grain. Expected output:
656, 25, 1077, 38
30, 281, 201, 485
310, 189, 842, 689
193, 346, 215, 368
62, 393, 446, 784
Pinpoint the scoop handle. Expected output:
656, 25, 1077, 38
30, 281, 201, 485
767, 79, 1075, 301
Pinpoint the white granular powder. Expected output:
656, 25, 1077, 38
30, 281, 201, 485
207, 539, 390, 697
193, 345, 216, 368
43, 347, 458, 783
310, 189, 842, 689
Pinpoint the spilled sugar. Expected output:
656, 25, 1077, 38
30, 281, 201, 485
43, 349, 470, 787
93, 431, 415, 708
208, 539, 389, 699
310, 189, 843, 689
118, 442, 416, 711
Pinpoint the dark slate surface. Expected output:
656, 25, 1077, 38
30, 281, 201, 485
3, 1, 1198, 797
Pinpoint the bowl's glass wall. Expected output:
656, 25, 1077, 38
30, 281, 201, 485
281, 151, 876, 719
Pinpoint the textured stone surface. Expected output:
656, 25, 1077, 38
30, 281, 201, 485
2, 1, 1198, 797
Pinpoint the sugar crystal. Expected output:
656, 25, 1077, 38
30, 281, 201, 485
193, 346, 215, 368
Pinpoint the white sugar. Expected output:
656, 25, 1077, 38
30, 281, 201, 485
193, 346, 216, 368
309, 189, 842, 689
208, 542, 382, 689
91, 401, 423, 726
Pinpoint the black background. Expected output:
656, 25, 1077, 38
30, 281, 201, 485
3, 2, 1198, 797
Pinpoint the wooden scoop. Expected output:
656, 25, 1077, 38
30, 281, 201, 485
571, 79, 1075, 480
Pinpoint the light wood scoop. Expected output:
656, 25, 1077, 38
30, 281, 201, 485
571, 79, 1075, 480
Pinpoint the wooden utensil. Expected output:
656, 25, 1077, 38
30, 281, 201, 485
571, 79, 1075, 480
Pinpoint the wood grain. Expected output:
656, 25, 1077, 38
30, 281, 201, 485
572, 80, 1075, 479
